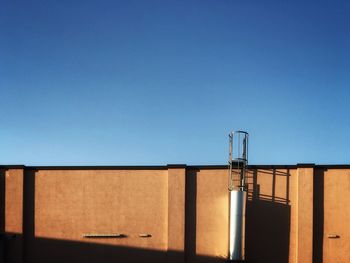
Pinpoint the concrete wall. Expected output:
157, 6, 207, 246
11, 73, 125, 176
0, 164, 349, 263
313, 168, 350, 263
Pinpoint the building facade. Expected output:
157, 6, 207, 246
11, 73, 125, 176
0, 164, 349, 263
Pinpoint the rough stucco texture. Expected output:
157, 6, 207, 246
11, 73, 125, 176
35, 170, 168, 250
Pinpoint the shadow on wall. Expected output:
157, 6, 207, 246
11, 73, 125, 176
1, 169, 5, 261
9, 233, 231, 263
1, 168, 293, 263
313, 168, 325, 263
185, 169, 197, 263
245, 169, 291, 263
185, 168, 292, 263
23, 170, 35, 263
20, 169, 226, 263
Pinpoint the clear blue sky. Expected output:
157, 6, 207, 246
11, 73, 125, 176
1, 0, 350, 165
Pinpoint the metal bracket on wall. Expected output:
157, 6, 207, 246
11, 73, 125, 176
327, 234, 340, 239
82, 233, 127, 238
139, 233, 152, 238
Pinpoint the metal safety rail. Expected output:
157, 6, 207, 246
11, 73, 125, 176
228, 130, 249, 262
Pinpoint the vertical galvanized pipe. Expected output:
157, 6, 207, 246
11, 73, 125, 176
229, 189, 246, 261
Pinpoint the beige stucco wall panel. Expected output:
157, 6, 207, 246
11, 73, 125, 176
296, 167, 314, 263
35, 169, 168, 250
323, 169, 350, 263
4, 168, 24, 263
167, 167, 186, 263
5, 169, 24, 234
195, 169, 229, 259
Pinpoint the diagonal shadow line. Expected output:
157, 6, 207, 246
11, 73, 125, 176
6, 232, 230, 263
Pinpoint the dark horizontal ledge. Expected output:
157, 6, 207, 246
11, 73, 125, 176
0, 165, 167, 170
2, 164, 350, 170
26, 165, 168, 170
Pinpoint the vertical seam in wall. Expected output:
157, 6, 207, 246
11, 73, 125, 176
295, 167, 314, 263
310, 169, 314, 263
4, 170, 7, 231
166, 167, 169, 251
296, 168, 300, 263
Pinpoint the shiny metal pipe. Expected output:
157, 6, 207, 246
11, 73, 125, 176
229, 189, 246, 261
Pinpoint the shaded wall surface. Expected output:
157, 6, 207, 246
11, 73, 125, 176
1, 164, 349, 263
